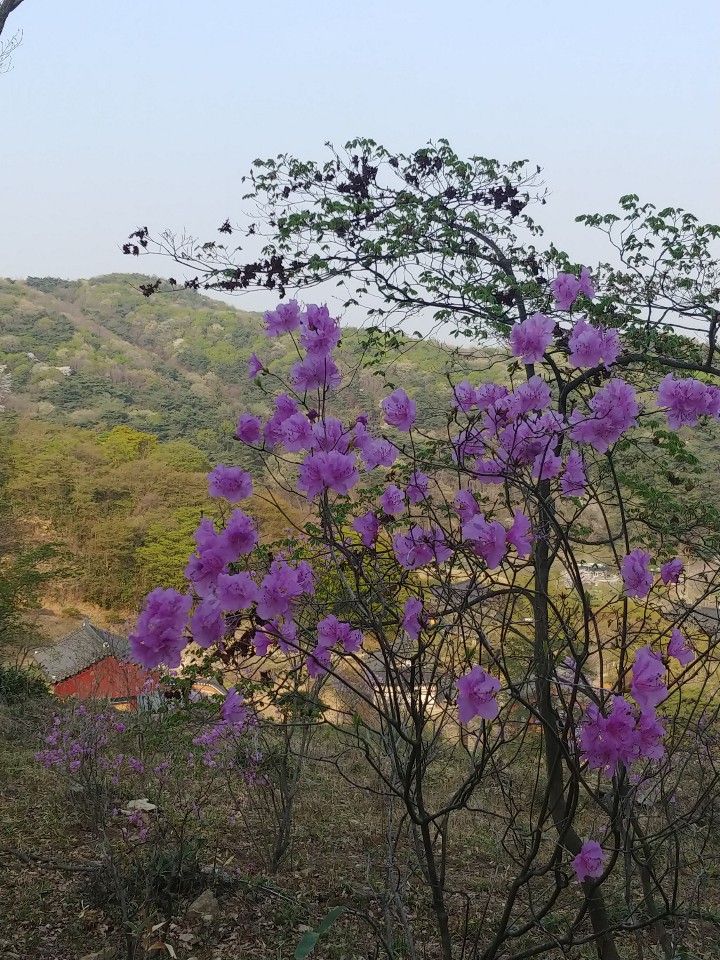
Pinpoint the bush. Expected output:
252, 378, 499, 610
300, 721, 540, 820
0, 664, 48, 704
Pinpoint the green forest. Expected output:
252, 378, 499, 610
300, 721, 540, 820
0, 273, 507, 625
4, 272, 720, 636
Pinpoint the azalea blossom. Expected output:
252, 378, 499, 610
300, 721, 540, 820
657, 374, 720, 429
382, 388, 416, 431
667, 628, 694, 667
572, 840, 605, 883
568, 318, 621, 368
130, 588, 192, 669
353, 511, 379, 547
661, 557, 684, 585
208, 464, 253, 503
560, 450, 587, 497
621, 549, 653, 599
264, 299, 301, 337
456, 666, 501, 723
190, 597, 225, 648
505, 509, 532, 558
236, 413, 262, 445
462, 513, 507, 569
402, 598, 424, 640
509, 312, 555, 364
630, 646, 667, 713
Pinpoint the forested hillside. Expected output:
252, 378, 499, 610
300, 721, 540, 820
4, 273, 720, 626
0, 274, 504, 622
0, 274, 501, 460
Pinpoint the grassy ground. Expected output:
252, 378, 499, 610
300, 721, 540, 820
2, 699, 720, 960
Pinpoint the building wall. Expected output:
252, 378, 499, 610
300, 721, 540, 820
53, 656, 153, 704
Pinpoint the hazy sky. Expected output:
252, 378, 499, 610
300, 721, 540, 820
1, 0, 718, 315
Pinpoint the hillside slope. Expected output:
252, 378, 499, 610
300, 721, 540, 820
0, 274, 503, 462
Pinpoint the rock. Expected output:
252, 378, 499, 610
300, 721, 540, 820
120, 798, 157, 814
79, 948, 116, 960
187, 889, 219, 920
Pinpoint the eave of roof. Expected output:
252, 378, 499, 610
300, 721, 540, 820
34, 621, 131, 683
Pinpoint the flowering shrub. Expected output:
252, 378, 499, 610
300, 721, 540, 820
129, 191, 720, 959
35, 696, 261, 948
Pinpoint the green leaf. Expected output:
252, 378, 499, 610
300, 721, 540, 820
294, 906, 346, 959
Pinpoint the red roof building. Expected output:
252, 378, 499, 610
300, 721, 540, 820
34, 621, 157, 710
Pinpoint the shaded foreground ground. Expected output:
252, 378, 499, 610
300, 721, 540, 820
2, 700, 720, 960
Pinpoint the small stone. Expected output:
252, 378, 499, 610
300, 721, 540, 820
187, 889, 219, 919
120, 798, 157, 814
79, 948, 116, 960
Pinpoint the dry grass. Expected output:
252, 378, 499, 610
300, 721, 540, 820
1, 701, 720, 960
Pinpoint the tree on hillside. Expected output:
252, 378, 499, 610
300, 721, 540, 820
126, 143, 720, 959
0, 0, 26, 72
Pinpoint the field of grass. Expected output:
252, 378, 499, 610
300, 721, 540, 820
2, 696, 720, 960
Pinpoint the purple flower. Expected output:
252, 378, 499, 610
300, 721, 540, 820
661, 557, 683, 585
506, 376, 552, 417
381, 484, 405, 516
185, 547, 227, 597
579, 696, 651, 771
456, 666, 501, 723
312, 417, 351, 453
560, 450, 587, 498
281, 413, 315, 452
454, 489, 479, 523
193, 517, 218, 553
635, 710, 666, 762
568, 318, 621, 368
406, 471, 429, 504
402, 598, 424, 640
510, 312, 555, 364
297, 450, 359, 499
572, 840, 605, 883
190, 597, 225, 649
264, 300, 301, 337
314, 615, 363, 657
451, 427, 485, 463
570, 379, 639, 453
657, 374, 720, 429
307, 645, 331, 679
382, 388, 416, 431
393, 526, 452, 570
264, 394, 299, 447
216, 572, 259, 612
354, 423, 398, 471
578, 267, 595, 300
217, 510, 259, 561
130, 588, 192, 669
236, 413, 262, 445
292, 354, 341, 391
631, 646, 667, 713
462, 514, 507, 569
551, 268, 594, 311
505, 509, 532, 559
317, 615, 345, 650
621, 550, 653, 599
257, 561, 304, 620
296, 560, 315, 595
253, 627, 274, 656
353, 511, 379, 547
667, 628, 694, 667
208, 464, 253, 503
221, 687, 247, 724
451, 380, 477, 412
475, 383, 509, 410
276, 619, 298, 654
299, 304, 342, 356
248, 353, 265, 378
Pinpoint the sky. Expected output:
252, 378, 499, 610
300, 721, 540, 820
1, 0, 719, 318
